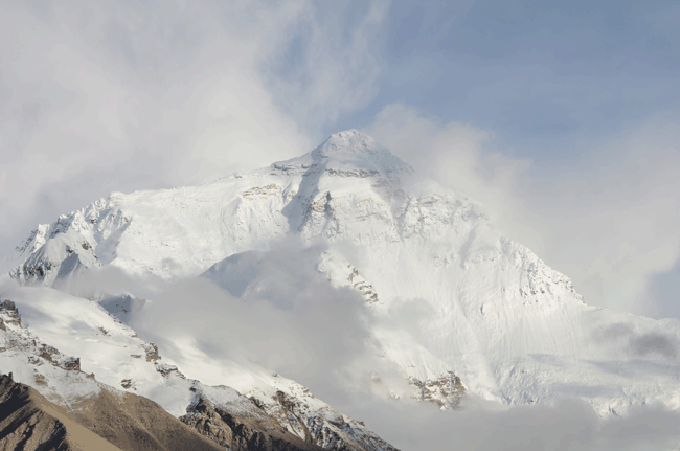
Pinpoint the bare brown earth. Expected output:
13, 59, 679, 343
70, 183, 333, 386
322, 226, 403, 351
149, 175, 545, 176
0, 374, 121, 451
0, 372, 225, 451
66, 385, 225, 451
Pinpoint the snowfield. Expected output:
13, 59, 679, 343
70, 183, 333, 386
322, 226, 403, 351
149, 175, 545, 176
4, 130, 680, 447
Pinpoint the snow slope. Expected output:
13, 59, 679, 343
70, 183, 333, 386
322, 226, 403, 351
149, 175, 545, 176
6, 129, 680, 421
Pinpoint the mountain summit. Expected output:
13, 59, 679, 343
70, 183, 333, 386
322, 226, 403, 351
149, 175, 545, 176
4, 131, 680, 449
314, 129, 389, 156
271, 129, 413, 183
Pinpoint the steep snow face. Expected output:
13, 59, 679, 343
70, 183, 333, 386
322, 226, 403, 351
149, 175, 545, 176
7, 129, 680, 418
7, 198, 131, 285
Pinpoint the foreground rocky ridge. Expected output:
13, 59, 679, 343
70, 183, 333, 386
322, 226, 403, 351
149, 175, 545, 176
0, 291, 400, 451
180, 386, 398, 451
0, 301, 224, 451
0, 374, 122, 451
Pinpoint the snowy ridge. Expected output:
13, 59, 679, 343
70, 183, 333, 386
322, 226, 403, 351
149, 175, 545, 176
0, 286, 397, 450
0, 298, 102, 406
5, 129, 680, 437
8, 197, 131, 285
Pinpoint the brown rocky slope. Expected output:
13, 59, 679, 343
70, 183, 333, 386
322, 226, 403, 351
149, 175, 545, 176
0, 373, 121, 451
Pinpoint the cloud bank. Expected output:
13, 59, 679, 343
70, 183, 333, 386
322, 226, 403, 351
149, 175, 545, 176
367, 104, 680, 319
129, 239, 374, 398
0, 0, 388, 257
87, 236, 680, 451
4, 2, 680, 448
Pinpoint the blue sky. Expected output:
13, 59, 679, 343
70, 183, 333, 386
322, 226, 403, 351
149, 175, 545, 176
0, 0, 679, 318
313, 0, 680, 157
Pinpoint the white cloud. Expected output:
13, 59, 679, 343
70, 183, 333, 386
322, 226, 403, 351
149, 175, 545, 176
341, 395, 680, 451
126, 238, 375, 394
366, 104, 680, 318
0, 0, 390, 257
365, 103, 530, 230
5, 2, 680, 448
79, 235, 680, 451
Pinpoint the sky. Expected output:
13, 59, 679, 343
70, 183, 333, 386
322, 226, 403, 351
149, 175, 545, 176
1, 1, 680, 448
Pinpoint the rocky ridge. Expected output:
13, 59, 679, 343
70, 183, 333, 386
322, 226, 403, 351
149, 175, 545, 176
0, 295, 395, 450
0, 287, 400, 451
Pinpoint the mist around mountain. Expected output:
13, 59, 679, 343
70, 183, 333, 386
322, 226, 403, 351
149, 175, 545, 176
2, 130, 680, 450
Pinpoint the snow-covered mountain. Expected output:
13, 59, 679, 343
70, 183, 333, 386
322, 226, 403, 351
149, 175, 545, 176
4, 130, 680, 448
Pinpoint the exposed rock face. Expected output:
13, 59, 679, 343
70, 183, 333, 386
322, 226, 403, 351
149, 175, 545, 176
0, 300, 222, 451
0, 371, 227, 451
180, 401, 233, 448
142, 342, 160, 362
180, 387, 400, 451
1, 300, 21, 327
0, 292, 399, 450
0, 301, 93, 380
409, 371, 466, 409
154, 362, 185, 379
260, 390, 400, 451
0, 374, 69, 451
0, 374, 122, 451
180, 393, 324, 451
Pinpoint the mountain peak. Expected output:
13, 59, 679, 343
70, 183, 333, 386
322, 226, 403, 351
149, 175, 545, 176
313, 130, 389, 158
271, 130, 412, 181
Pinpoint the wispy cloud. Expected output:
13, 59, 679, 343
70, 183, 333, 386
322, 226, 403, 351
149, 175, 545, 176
129, 237, 374, 395
596, 323, 679, 359
367, 104, 680, 319
0, 0, 390, 257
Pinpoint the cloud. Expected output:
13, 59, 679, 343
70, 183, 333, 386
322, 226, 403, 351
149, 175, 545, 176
0, 0, 389, 259
366, 104, 680, 319
596, 323, 678, 359
73, 236, 680, 451
264, 0, 390, 130
0, 1, 295, 252
329, 383, 680, 451
365, 103, 530, 230
128, 237, 374, 396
